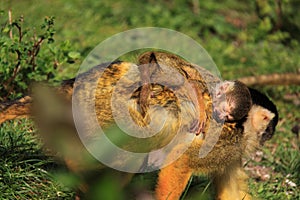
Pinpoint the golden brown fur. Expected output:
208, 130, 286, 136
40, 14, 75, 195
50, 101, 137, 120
0, 52, 277, 200
155, 105, 274, 200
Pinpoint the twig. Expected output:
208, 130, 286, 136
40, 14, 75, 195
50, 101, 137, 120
29, 36, 44, 71
8, 10, 13, 39
192, 0, 200, 15
4, 50, 21, 99
14, 22, 23, 42
238, 73, 300, 86
274, 0, 283, 31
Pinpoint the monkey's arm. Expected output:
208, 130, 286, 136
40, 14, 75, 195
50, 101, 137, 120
213, 160, 251, 200
188, 80, 207, 135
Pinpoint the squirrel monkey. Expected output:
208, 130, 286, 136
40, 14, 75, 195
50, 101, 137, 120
0, 52, 278, 199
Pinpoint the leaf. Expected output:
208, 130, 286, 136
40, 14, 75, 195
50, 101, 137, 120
2, 27, 10, 33
68, 51, 81, 59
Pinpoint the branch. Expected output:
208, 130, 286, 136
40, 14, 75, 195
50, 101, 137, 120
238, 73, 300, 86
4, 50, 22, 99
191, 0, 200, 15
8, 10, 13, 39
12, 16, 24, 42
29, 36, 44, 70
274, 0, 283, 31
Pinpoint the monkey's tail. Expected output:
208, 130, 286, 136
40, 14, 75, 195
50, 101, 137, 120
0, 78, 75, 125
0, 96, 33, 124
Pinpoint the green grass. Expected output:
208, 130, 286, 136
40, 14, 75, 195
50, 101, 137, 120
0, 119, 74, 199
0, 0, 300, 199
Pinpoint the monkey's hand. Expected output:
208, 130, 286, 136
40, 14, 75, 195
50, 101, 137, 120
189, 118, 205, 136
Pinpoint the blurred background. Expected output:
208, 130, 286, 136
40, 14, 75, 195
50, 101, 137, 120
0, 0, 299, 199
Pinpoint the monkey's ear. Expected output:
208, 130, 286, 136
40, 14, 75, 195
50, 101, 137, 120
250, 105, 275, 132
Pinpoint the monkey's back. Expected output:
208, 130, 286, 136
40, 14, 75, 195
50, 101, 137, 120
71, 60, 247, 174
72, 61, 188, 152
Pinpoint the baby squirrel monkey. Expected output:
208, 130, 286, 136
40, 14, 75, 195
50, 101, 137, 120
213, 80, 252, 122
138, 51, 212, 135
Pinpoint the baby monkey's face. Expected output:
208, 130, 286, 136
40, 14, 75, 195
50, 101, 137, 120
214, 81, 236, 121
213, 81, 252, 122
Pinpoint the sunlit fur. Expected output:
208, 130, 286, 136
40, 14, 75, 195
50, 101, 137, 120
0, 57, 277, 200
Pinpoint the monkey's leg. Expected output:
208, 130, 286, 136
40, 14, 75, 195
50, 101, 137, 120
155, 152, 193, 200
213, 161, 251, 200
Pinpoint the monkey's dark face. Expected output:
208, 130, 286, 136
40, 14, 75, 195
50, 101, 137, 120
248, 88, 279, 145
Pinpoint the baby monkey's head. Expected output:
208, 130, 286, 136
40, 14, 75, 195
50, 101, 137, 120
214, 80, 252, 122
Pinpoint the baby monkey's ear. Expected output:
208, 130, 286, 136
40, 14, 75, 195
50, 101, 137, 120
249, 105, 275, 133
